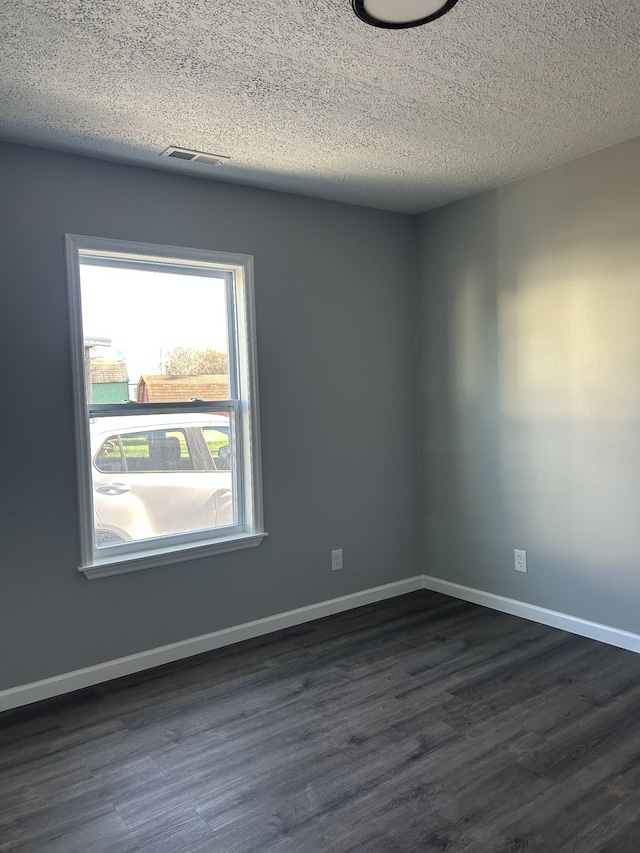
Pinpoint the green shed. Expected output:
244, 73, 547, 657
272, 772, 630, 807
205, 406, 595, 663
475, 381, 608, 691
90, 356, 129, 403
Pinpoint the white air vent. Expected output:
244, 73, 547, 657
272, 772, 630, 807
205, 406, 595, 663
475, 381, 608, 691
161, 146, 230, 167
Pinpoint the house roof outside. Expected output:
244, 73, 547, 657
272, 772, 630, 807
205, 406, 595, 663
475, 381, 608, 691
138, 374, 230, 403
90, 357, 129, 385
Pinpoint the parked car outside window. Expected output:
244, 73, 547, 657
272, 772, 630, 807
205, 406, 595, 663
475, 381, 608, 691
91, 413, 233, 548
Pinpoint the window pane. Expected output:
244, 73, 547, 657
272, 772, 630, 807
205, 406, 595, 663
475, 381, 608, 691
79, 263, 231, 404
91, 414, 235, 549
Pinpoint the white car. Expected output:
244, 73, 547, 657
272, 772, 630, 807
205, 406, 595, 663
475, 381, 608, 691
90, 413, 233, 548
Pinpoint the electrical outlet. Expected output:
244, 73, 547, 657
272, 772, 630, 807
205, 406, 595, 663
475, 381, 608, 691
331, 549, 343, 571
514, 549, 527, 573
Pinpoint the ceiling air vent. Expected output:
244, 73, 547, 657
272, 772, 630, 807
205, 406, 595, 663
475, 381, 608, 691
161, 146, 230, 167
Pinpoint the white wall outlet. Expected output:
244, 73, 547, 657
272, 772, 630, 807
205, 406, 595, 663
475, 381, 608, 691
514, 549, 527, 573
331, 549, 343, 571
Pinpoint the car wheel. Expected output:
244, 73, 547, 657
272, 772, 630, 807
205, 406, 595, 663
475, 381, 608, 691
95, 529, 128, 547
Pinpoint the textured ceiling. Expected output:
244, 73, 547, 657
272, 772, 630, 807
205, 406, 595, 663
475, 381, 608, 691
1, 0, 639, 213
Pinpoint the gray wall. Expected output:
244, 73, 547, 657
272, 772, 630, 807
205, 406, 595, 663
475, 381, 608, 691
4, 133, 639, 692
0, 143, 420, 690
419, 137, 640, 632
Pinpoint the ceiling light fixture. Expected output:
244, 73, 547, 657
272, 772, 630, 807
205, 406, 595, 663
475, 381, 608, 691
352, 0, 460, 29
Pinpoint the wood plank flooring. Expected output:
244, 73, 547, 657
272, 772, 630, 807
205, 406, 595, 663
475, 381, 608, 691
2, 590, 640, 852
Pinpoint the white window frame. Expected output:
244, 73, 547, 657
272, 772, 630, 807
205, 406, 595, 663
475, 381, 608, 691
66, 235, 266, 579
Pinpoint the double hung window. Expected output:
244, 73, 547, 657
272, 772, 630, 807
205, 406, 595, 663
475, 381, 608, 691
66, 236, 265, 578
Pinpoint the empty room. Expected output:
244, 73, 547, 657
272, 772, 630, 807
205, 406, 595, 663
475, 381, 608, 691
1, 1, 640, 850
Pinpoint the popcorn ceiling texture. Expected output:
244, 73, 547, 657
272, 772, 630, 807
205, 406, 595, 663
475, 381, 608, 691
0, 0, 639, 212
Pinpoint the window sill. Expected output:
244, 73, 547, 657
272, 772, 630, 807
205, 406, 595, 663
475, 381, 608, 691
78, 531, 268, 579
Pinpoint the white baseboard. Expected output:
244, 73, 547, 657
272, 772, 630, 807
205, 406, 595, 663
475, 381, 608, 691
0, 576, 424, 713
422, 574, 640, 655
4, 573, 640, 713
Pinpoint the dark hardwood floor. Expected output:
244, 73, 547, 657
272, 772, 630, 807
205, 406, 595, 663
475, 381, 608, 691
2, 590, 640, 852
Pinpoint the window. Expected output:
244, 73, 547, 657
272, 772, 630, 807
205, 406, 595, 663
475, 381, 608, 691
66, 236, 265, 578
